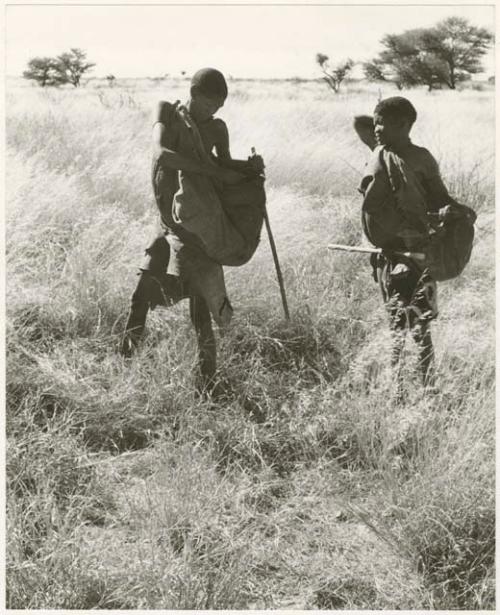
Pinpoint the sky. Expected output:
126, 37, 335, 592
5, 2, 496, 80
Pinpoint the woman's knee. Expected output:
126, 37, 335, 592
142, 234, 170, 276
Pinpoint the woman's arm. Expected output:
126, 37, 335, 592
153, 122, 219, 177
354, 115, 376, 151
154, 121, 245, 184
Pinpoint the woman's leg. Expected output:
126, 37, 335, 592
121, 273, 154, 357
411, 322, 436, 387
120, 235, 170, 357
189, 295, 217, 393
388, 303, 407, 402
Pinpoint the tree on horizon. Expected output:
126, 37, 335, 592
315, 53, 354, 93
55, 48, 96, 87
22, 57, 65, 87
23, 48, 96, 87
364, 17, 493, 90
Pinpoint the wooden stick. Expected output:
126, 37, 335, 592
327, 243, 426, 261
252, 147, 290, 320
263, 203, 290, 320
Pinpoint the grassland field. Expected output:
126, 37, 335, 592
5, 77, 495, 609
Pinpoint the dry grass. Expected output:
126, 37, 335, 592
6, 78, 495, 609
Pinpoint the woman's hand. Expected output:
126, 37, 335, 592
247, 153, 265, 173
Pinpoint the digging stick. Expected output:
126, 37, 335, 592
327, 243, 426, 261
252, 147, 290, 320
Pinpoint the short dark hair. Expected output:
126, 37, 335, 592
374, 96, 417, 126
191, 67, 228, 99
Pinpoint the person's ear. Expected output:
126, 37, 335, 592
353, 115, 376, 151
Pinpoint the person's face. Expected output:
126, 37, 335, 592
373, 113, 410, 147
190, 90, 225, 121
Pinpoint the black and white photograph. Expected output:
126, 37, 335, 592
4, 1, 495, 610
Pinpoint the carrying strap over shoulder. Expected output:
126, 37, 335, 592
176, 105, 218, 168
177, 106, 204, 155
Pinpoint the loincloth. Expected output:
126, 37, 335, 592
140, 233, 233, 327
371, 252, 438, 329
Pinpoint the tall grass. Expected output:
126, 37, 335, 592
6, 79, 495, 609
